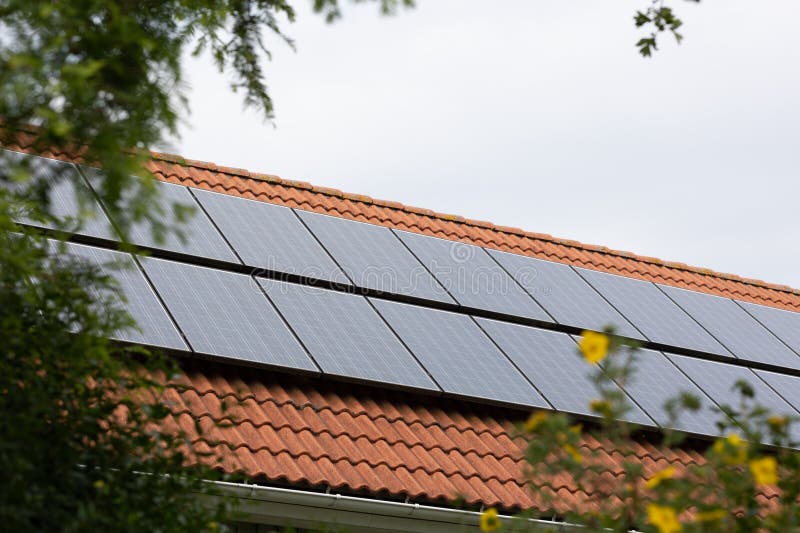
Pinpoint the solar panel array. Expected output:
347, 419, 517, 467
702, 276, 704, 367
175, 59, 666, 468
488, 249, 643, 339
9, 148, 800, 440
259, 279, 437, 390
193, 188, 349, 284
141, 257, 317, 371
576, 267, 732, 357
660, 284, 800, 369
3, 150, 116, 239
668, 354, 800, 441
296, 210, 455, 303
476, 318, 651, 424
52, 241, 187, 350
614, 349, 725, 436
371, 299, 548, 407
395, 230, 550, 320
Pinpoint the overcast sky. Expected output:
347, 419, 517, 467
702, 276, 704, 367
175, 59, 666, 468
164, 0, 800, 289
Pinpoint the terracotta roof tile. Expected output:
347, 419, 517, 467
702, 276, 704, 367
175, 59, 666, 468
160, 363, 734, 514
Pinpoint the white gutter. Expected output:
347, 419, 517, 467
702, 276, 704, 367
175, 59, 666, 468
197, 480, 583, 532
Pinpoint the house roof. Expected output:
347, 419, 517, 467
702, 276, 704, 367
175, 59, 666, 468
5, 134, 797, 515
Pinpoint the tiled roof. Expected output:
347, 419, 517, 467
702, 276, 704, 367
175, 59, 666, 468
163, 362, 774, 514
3, 136, 795, 514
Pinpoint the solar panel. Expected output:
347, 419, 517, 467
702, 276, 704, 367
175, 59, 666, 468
738, 300, 800, 357
82, 166, 239, 262
487, 249, 643, 338
754, 369, 800, 414
659, 284, 800, 369
668, 354, 799, 437
193, 188, 349, 285
141, 257, 316, 371
3, 150, 115, 239
394, 230, 550, 320
619, 349, 724, 436
296, 210, 454, 304
259, 279, 438, 390
52, 241, 187, 350
370, 299, 548, 407
475, 318, 652, 424
576, 268, 731, 357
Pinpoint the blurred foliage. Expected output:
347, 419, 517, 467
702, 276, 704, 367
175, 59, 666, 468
480, 330, 800, 532
0, 204, 230, 530
635, 0, 701, 57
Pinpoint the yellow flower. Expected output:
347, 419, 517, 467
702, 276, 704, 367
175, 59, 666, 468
645, 465, 676, 489
563, 443, 583, 463
694, 508, 727, 523
768, 415, 787, 431
479, 507, 502, 532
712, 433, 748, 465
647, 503, 682, 533
525, 411, 548, 432
749, 456, 778, 485
579, 331, 610, 364
589, 399, 612, 416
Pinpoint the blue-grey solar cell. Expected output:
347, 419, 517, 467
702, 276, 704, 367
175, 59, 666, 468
82, 166, 238, 262
51, 241, 187, 350
259, 279, 438, 390
193, 188, 349, 285
475, 318, 652, 424
755, 369, 800, 414
296, 210, 454, 304
738, 300, 800, 357
394, 230, 550, 321
2, 150, 115, 239
487, 249, 643, 339
620, 349, 724, 436
576, 268, 731, 357
370, 299, 548, 407
141, 257, 316, 371
660, 284, 800, 369
668, 354, 799, 438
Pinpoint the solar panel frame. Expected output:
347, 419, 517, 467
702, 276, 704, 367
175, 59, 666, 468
617, 349, 724, 436
192, 188, 350, 285
576, 267, 732, 357
487, 249, 643, 338
394, 230, 551, 321
371, 299, 549, 407
3, 150, 116, 240
141, 257, 318, 372
737, 300, 800, 357
659, 284, 800, 369
296, 210, 455, 304
259, 278, 439, 391
476, 317, 652, 424
52, 241, 188, 350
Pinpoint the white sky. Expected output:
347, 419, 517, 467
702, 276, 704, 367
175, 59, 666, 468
164, 0, 800, 289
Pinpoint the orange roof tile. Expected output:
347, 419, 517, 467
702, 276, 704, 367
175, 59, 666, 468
164, 362, 727, 514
